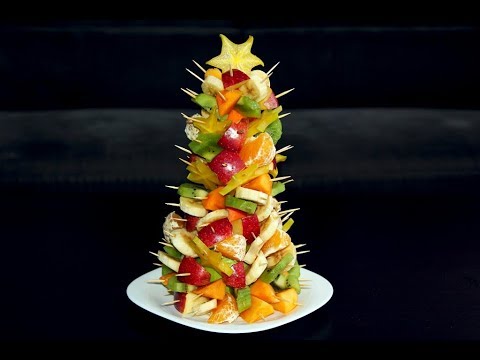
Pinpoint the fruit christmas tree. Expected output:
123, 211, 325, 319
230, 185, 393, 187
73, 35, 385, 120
153, 34, 306, 324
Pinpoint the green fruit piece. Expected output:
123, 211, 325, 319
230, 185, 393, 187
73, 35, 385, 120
271, 181, 286, 196
161, 264, 175, 277
287, 261, 301, 294
259, 252, 294, 283
192, 93, 217, 111
167, 275, 188, 292
188, 133, 223, 161
235, 286, 252, 313
204, 266, 222, 282
273, 272, 288, 290
176, 182, 208, 199
225, 195, 257, 214
234, 96, 261, 118
163, 245, 183, 260
265, 119, 282, 145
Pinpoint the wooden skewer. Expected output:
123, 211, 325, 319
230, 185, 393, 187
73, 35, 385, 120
192, 59, 206, 73
261, 72, 273, 83
162, 299, 181, 306
149, 251, 158, 257
295, 243, 307, 248
179, 158, 193, 166
186, 88, 198, 96
299, 264, 307, 268
282, 179, 294, 185
281, 212, 294, 223
278, 112, 291, 119
186, 68, 204, 83
296, 250, 310, 255
276, 145, 294, 154
175, 273, 191, 277
174, 144, 192, 154
159, 241, 173, 247
278, 200, 288, 204
165, 202, 180, 207
217, 91, 226, 101
266, 61, 280, 76
181, 113, 205, 124
165, 185, 179, 190
271, 175, 292, 182
278, 208, 301, 216
276, 88, 295, 99
180, 88, 196, 98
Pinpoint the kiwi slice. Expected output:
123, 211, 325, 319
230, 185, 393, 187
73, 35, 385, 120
265, 119, 282, 145
225, 195, 257, 214
192, 93, 217, 111
177, 182, 208, 199
163, 245, 183, 260
260, 252, 294, 283
273, 272, 289, 290
188, 133, 223, 161
235, 286, 252, 313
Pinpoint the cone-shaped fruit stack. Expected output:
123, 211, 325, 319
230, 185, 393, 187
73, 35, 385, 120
156, 34, 303, 324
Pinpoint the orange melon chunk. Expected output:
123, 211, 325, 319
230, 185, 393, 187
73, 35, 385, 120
192, 279, 227, 300
216, 90, 243, 116
272, 288, 298, 314
239, 295, 275, 323
242, 173, 272, 195
249, 279, 280, 304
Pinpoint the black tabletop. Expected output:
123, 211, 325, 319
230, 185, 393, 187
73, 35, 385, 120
2, 180, 480, 351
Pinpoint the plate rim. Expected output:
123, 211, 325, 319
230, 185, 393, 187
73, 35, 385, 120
126, 266, 333, 334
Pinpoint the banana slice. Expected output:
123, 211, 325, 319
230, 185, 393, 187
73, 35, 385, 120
245, 250, 268, 285
243, 235, 265, 265
156, 250, 181, 272
169, 228, 198, 257
256, 195, 279, 222
196, 209, 229, 230
259, 211, 281, 242
235, 186, 268, 205
201, 75, 224, 96
179, 196, 208, 217
163, 211, 185, 242
239, 70, 269, 101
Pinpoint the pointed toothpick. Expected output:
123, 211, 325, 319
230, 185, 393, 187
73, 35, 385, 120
194, 196, 207, 200
295, 243, 307, 249
271, 175, 292, 182
281, 212, 294, 223
162, 299, 181, 306
165, 185, 179, 190
175, 144, 192, 154
296, 250, 310, 255
159, 241, 173, 247
278, 208, 301, 216
192, 59, 206, 73
261, 72, 273, 83
186, 68, 204, 83
165, 202, 181, 207
276, 88, 295, 99
278, 112, 291, 119
217, 91, 226, 101
181, 112, 205, 124
164, 230, 174, 237
266, 61, 280, 76
186, 88, 198, 96
179, 158, 193, 166
149, 251, 158, 257
282, 179, 294, 185
192, 138, 202, 143
299, 264, 306, 268
276, 145, 294, 154
181, 88, 196, 98
278, 200, 288, 204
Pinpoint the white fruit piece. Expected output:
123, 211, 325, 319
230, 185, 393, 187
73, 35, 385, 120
235, 186, 268, 205
157, 250, 181, 272
245, 250, 268, 285
266, 242, 297, 270
162, 211, 185, 242
169, 228, 198, 258
183, 293, 210, 315
191, 298, 218, 316
196, 209, 229, 230
239, 70, 269, 101
259, 211, 281, 242
179, 196, 208, 217
256, 195, 279, 222
201, 75, 224, 96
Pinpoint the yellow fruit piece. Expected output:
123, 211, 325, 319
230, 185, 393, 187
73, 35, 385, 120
272, 288, 298, 314
205, 68, 222, 80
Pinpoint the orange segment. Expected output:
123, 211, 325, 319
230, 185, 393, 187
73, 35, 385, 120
239, 132, 276, 167
261, 228, 291, 257
208, 292, 239, 324
214, 234, 247, 261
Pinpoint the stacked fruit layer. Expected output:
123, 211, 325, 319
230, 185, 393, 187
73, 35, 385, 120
154, 34, 303, 324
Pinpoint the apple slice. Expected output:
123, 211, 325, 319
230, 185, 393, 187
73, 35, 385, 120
222, 69, 250, 89
222, 261, 246, 288
208, 150, 246, 185
178, 256, 211, 286
174, 292, 209, 314
241, 214, 261, 244
217, 119, 248, 152
197, 217, 233, 247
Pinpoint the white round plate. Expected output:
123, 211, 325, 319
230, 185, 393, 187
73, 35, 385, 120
126, 267, 333, 334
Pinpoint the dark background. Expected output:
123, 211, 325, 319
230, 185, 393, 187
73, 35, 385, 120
1, 12, 480, 351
